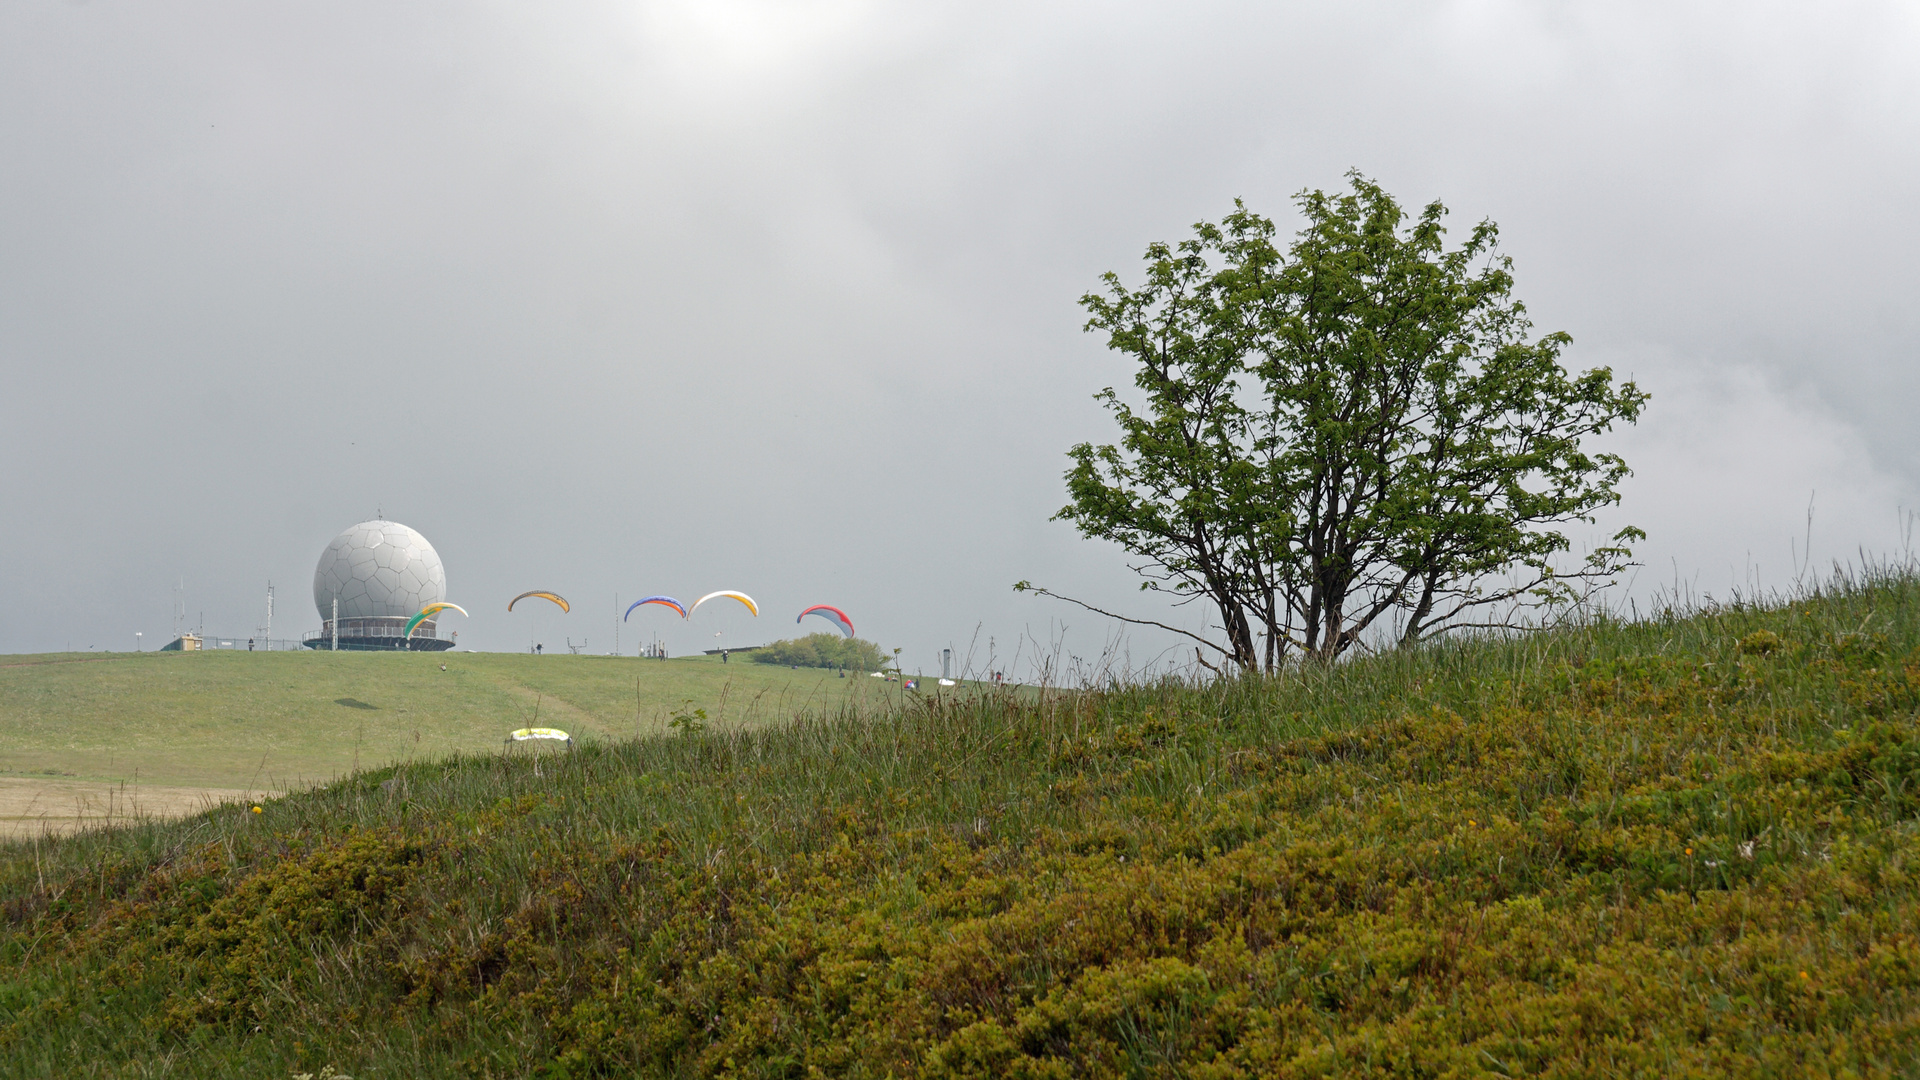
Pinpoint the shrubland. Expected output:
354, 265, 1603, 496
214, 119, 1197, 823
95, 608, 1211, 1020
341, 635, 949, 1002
3, 572, 1919, 1077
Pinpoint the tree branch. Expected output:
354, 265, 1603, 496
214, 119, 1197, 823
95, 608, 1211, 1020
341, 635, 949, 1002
1013, 582, 1232, 659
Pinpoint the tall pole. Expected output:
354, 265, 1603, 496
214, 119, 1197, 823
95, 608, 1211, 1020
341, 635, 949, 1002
614, 592, 619, 658
265, 582, 274, 651
332, 594, 339, 651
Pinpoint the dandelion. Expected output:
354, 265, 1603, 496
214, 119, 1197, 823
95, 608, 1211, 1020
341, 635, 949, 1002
1685, 847, 1693, 856
1467, 819, 1476, 827
251, 806, 262, 814
1800, 970, 1810, 980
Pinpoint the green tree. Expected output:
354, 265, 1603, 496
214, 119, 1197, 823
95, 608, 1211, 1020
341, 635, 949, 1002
754, 634, 888, 672
1021, 173, 1648, 671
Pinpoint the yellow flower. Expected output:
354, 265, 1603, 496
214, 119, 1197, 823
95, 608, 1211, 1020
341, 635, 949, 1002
1685, 847, 1693, 855
1467, 819, 1476, 827
1800, 970, 1810, 979
251, 806, 263, 814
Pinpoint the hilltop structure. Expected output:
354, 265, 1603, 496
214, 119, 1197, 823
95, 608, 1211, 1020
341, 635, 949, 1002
304, 519, 454, 651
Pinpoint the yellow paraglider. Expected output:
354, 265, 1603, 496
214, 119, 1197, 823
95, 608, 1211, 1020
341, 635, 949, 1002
507, 727, 571, 744
405, 602, 469, 639
506, 728, 573, 774
508, 591, 570, 613
689, 591, 758, 617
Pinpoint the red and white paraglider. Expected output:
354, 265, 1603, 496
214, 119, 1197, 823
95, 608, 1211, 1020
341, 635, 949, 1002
796, 604, 854, 638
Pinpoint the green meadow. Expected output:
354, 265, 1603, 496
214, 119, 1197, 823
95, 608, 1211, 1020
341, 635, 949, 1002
3, 574, 1919, 1076
0, 651, 907, 791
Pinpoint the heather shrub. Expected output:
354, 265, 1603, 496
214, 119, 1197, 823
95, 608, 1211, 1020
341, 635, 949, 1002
4, 572, 1920, 1077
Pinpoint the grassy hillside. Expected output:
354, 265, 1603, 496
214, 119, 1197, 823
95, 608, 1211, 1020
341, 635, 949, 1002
4, 575, 1919, 1077
0, 650, 905, 790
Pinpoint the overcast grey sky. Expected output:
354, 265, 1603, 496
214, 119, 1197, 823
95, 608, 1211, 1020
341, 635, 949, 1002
3, 1, 1916, 672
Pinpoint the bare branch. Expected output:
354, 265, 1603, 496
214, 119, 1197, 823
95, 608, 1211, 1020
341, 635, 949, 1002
1014, 583, 1231, 658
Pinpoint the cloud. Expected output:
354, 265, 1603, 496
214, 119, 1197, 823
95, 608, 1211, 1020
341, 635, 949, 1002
1594, 355, 1914, 601
0, 1, 1915, 669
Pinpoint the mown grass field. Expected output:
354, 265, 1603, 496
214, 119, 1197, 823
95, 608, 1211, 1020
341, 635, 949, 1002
3, 575, 1919, 1077
0, 651, 908, 791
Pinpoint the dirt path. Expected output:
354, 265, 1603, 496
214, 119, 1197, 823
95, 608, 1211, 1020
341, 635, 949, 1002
493, 679, 599, 731
0, 777, 270, 839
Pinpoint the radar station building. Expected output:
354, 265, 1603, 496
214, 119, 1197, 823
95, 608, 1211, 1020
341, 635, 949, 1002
305, 519, 456, 651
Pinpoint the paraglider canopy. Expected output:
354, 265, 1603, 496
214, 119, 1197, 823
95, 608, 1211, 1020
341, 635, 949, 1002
690, 591, 758, 617
405, 602, 469, 639
508, 591, 570, 613
624, 595, 687, 620
796, 604, 854, 637
508, 727, 571, 743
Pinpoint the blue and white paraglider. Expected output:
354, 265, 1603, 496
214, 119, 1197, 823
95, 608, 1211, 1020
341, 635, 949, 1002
624, 595, 687, 620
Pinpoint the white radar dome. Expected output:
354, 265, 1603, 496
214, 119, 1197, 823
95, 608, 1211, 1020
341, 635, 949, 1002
312, 519, 447, 620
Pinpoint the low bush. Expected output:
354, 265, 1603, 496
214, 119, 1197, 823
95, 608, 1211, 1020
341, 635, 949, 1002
753, 632, 888, 671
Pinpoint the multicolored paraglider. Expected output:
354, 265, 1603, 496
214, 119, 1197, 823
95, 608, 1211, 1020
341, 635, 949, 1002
796, 604, 854, 637
690, 591, 758, 617
405, 602, 469, 639
508, 591, 570, 613
624, 595, 687, 620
